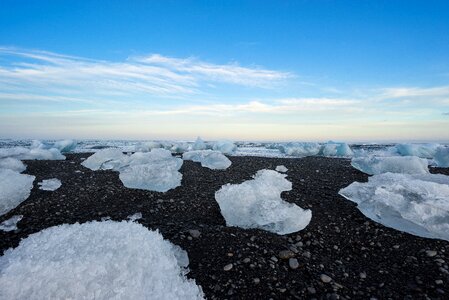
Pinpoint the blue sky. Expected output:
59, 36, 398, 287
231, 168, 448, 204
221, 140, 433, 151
1, 0, 449, 141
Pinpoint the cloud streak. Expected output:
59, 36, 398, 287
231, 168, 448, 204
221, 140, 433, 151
0, 47, 291, 103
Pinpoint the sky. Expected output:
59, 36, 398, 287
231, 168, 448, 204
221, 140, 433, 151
1, 0, 449, 142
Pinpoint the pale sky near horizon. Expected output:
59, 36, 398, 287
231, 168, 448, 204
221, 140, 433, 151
1, 1, 449, 142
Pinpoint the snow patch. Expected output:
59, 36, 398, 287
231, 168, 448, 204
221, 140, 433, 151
339, 172, 449, 241
0, 169, 35, 216
215, 169, 311, 235
0, 221, 203, 299
183, 150, 231, 170
38, 178, 62, 191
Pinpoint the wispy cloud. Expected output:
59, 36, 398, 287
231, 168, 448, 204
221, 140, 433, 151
0, 47, 291, 103
381, 86, 449, 98
39, 97, 358, 117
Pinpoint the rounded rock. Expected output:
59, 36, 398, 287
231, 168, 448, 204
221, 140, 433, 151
320, 274, 332, 283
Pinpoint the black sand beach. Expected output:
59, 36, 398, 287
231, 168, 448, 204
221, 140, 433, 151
1, 153, 449, 299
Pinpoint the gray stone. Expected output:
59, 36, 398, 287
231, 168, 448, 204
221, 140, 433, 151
320, 274, 332, 283
188, 229, 201, 238
223, 263, 233, 271
289, 258, 299, 269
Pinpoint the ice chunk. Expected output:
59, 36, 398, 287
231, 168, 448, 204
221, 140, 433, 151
81, 148, 126, 170
38, 178, 62, 191
320, 142, 354, 157
435, 146, 449, 168
212, 140, 237, 154
395, 143, 439, 158
25, 148, 66, 160
192, 137, 207, 150
124, 148, 182, 168
351, 156, 429, 175
171, 143, 190, 153
170, 244, 190, 269
0, 147, 29, 159
339, 173, 449, 241
275, 165, 288, 173
0, 157, 26, 172
278, 142, 321, 157
0, 146, 65, 160
133, 141, 162, 152
119, 163, 182, 192
215, 169, 311, 235
183, 150, 231, 170
127, 212, 142, 221
0, 221, 204, 299
119, 149, 183, 192
0, 169, 35, 216
52, 139, 77, 153
0, 215, 23, 232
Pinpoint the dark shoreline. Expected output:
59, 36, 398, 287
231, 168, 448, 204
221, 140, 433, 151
1, 153, 449, 299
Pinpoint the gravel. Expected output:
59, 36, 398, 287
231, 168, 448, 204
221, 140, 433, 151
1, 154, 449, 299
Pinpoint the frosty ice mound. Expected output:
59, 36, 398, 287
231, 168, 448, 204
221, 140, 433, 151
0, 169, 35, 216
0, 221, 204, 300
351, 156, 429, 175
183, 150, 231, 170
339, 173, 449, 241
119, 149, 183, 192
215, 169, 311, 235
38, 178, 62, 191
